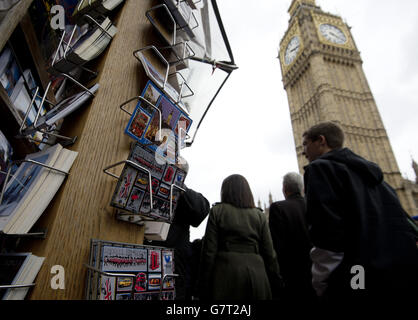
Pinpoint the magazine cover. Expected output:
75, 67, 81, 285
124, 81, 192, 163
85, 239, 175, 300
110, 143, 187, 224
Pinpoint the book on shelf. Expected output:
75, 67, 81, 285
134, 49, 192, 112
0, 129, 13, 190
124, 80, 192, 162
0, 252, 45, 300
52, 17, 117, 73
24, 82, 99, 133
85, 239, 175, 300
110, 142, 187, 224
0, 143, 78, 234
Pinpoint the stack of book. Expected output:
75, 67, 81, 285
0, 252, 45, 300
52, 17, 118, 74
85, 239, 176, 300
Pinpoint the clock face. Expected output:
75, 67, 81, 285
284, 36, 300, 65
319, 24, 347, 44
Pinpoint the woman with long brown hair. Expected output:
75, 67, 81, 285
198, 174, 282, 300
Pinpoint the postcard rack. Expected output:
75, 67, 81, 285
17, 28, 101, 147
17, 82, 93, 147
84, 263, 179, 300
84, 263, 136, 299
133, 45, 194, 108
71, 0, 124, 26
120, 92, 191, 158
103, 159, 154, 212
103, 159, 185, 223
48, 5, 117, 77
48, 25, 97, 78
163, 0, 199, 37
120, 96, 190, 158
119, 96, 163, 143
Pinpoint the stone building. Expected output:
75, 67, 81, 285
278, 0, 417, 216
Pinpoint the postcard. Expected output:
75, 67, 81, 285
124, 81, 192, 162
110, 143, 188, 223
86, 239, 176, 300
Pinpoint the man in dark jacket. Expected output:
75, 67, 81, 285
269, 172, 315, 302
302, 121, 418, 303
146, 186, 210, 300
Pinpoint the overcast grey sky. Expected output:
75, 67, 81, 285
183, 0, 418, 240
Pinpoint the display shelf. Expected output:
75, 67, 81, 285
18, 0, 158, 299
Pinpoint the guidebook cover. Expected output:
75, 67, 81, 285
110, 143, 187, 224
85, 239, 175, 300
124, 80, 192, 163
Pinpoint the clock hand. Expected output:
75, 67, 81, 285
329, 31, 344, 41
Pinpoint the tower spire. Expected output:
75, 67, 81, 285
412, 158, 418, 183
279, 0, 416, 214
288, 0, 317, 16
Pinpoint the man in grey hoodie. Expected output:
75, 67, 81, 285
302, 121, 417, 303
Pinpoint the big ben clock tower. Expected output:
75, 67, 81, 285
279, 0, 417, 215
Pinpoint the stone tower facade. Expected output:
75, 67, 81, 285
278, 0, 417, 215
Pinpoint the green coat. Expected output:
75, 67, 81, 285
199, 203, 282, 300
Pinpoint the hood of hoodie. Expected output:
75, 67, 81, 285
317, 148, 383, 185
